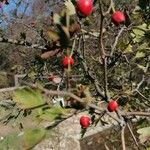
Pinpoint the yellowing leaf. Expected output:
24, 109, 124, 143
47, 30, 60, 42
65, 0, 76, 15
53, 13, 61, 24
13, 88, 46, 109
137, 127, 150, 143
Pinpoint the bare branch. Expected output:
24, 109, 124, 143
121, 111, 150, 117
121, 125, 126, 150
98, 0, 109, 101
104, 0, 114, 16
110, 26, 126, 56
127, 123, 141, 150
0, 36, 47, 50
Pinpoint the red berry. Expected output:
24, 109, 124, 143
76, 0, 93, 17
48, 75, 54, 81
111, 11, 125, 26
62, 56, 74, 68
107, 100, 118, 112
80, 116, 90, 128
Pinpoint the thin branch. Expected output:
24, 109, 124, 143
21, 81, 123, 124
103, 0, 114, 16
121, 111, 150, 117
104, 142, 110, 150
126, 123, 141, 150
133, 57, 149, 92
121, 125, 126, 150
76, 37, 105, 98
136, 90, 150, 101
0, 86, 26, 93
103, 57, 109, 101
110, 26, 126, 56
0, 36, 47, 50
98, 0, 109, 101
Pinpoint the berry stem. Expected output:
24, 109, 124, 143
70, 35, 76, 57
111, 4, 115, 13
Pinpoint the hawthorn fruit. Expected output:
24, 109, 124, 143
76, 0, 93, 17
62, 56, 74, 68
107, 100, 118, 112
80, 116, 90, 128
111, 11, 125, 26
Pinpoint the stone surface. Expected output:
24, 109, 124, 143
33, 111, 118, 150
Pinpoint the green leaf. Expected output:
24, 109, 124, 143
137, 127, 150, 143
22, 128, 46, 149
13, 88, 45, 109
0, 133, 22, 150
131, 24, 147, 43
135, 51, 145, 59
38, 106, 68, 121
0, 128, 46, 150
137, 43, 150, 51
65, 0, 76, 15
146, 147, 150, 150
132, 28, 145, 36
124, 44, 133, 53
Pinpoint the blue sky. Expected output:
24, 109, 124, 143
0, 0, 32, 28
2, 0, 31, 15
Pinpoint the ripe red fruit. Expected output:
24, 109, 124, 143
80, 116, 90, 128
62, 56, 74, 68
107, 100, 118, 112
111, 11, 125, 26
76, 0, 93, 17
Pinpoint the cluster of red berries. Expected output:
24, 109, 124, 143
59, 1, 125, 70
80, 100, 118, 128
48, 0, 124, 128
76, 0, 125, 26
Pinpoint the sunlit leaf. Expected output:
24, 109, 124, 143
124, 44, 133, 53
13, 88, 46, 109
65, 0, 76, 15
137, 127, 150, 143
134, 51, 145, 59
137, 43, 149, 51
136, 23, 148, 31
53, 13, 61, 24
132, 28, 145, 36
